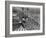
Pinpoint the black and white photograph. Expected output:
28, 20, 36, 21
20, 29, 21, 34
12, 7, 40, 31
5, 1, 45, 37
